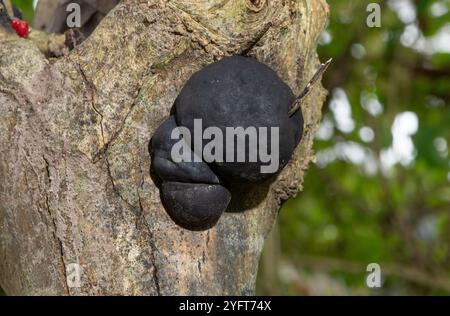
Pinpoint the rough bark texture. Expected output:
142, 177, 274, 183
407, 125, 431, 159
0, 0, 328, 295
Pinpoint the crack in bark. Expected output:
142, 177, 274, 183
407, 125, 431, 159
100, 76, 147, 210
43, 155, 70, 295
45, 194, 70, 296
99, 76, 146, 157
76, 61, 147, 164
76, 63, 107, 162
135, 155, 161, 295
168, 2, 273, 57
77, 58, 162, 294
239, 22, 272, 56
19, 153, 69, 295
0, 85, 27, 108
168, 3, 230, 42
138, 193, 161, 295
167, 3, 228, 57
104, 155, 136, 210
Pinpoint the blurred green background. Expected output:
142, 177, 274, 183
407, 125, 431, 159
2, 0, 449, 296
257, 0, 450, 295
11, 0, 34, 22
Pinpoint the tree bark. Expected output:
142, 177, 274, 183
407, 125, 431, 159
0, 0, 328, 295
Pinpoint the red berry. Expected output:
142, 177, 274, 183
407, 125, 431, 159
10, 18, 29, 38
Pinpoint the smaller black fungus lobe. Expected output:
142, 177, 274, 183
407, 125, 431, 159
152, 116, 220, 184
151, 116, 231, 231
161, 182, 231, 231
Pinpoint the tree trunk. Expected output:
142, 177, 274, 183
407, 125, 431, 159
0, 0, 328, 295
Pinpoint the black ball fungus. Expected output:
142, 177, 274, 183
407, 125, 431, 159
175, 56, 303, 183
161, 182, 231, 231
150, 55, 331, 231
151, 116, 231, 231
152, 116, 220, 184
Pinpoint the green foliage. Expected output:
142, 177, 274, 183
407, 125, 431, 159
258, 0, 450, 295
12, 0, 34, 23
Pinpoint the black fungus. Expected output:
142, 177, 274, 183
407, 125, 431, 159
175, 56, 303, 183
161, 182, 231, 231
150, 56, 305, 231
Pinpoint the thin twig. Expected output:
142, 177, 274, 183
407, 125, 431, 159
288, 58, 332, 116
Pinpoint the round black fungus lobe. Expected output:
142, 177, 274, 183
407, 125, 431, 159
151, 116, 231, 230
161, 182, 231, 231
175, 55, 303, 182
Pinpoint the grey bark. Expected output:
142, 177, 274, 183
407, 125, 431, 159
0, 0, 328, 295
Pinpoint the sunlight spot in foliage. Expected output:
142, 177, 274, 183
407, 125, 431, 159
381, 111, 419, 173
330, 88, 355, 133
361, 92, 383, 116
359, 127, 375, 143
434, 137, 449, 158
316, 141, 378, 175
416, 215, 438, 244
401, 23, 420, 47
430, 1, 449, 17
319, 30, 333, 46
388, 0, 417, 24
410, 24, 450, 54
316, 148, 337, 168
351, 43, 366, 59
322, 225, 339, 242
316, 116, 334, 141
335, 141, 366, 165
